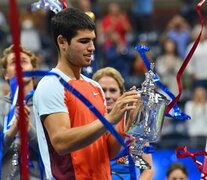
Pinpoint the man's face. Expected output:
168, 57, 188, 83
5, 52, 34, 82
64, 29, 96, 68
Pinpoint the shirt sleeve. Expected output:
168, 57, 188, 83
33, 76, 68, 119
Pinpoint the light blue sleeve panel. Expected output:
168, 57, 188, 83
33, 75, 68, 117
33, 68, 71, 179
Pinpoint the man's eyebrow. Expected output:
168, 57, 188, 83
78, 37, 96, 40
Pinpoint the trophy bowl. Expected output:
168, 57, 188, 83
126, 90, 168, 142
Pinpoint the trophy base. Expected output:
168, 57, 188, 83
133, 155, 151, 170
116, 155, 151, 170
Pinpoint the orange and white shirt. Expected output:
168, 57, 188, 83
33, 68, 111, 180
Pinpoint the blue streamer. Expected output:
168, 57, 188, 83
135, 45, 190, 120
3, 78, 18, 134
23, 70, 137, 180
143, 145, 156, 154
10, 78, 18, 102
24, 90, 35, 104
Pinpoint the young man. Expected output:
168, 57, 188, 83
33, 8, 140, 179
0, 45, 42, 179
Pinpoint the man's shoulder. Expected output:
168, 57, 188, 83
36, 70, 64, 92
34, 75, 63, 103
81, 74, 101, 88
36, 68, 71, 89
37, 74, 59, 87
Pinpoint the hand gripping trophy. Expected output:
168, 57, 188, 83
118, 63, 169, 169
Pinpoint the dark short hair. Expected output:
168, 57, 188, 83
166, 162, 188, 178
51, 8, 95, 51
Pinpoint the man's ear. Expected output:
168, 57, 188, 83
57, 35, 67, 51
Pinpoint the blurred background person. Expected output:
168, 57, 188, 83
19, 8, 54, 70
99, 2, 132, 52
130, 0, 154, 33
156, 38, 183, 95
93, 67, 154, 180
20, 9, 42, 54
184, 86, 207, 148
96, 2, 135, 82
0, 11, 9, 54
186, 25, 207, 90
103, 31, 136, 78
155, 38, 190, 147
0, 44, 44, 179
166, 162, 188, 180
160, 15, 191, 59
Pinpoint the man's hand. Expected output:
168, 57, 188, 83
106, 90, 141, 125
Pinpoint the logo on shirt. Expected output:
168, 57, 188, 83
93, 92, 99, 96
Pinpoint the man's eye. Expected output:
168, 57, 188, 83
79, 40, 90, 44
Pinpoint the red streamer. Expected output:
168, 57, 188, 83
174, 1, 207, 178
176, 146, 207, 179
166, 0, 206, 113
203, 157, 207, 179
9, 0, 29, 179
62, 0, 68, 9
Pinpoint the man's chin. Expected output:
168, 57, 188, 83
83, 62, 92, 67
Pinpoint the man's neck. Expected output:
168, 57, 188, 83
56, 61, 82, 80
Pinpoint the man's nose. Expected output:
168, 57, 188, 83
88, 41, 95, 52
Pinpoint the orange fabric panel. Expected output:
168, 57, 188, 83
64, 80, 111, 180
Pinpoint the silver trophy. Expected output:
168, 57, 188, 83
8, 140, 19, 180
117, 63, 169, 169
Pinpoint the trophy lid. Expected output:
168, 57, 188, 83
141, 63, 156, 93
141, 63, 168, 104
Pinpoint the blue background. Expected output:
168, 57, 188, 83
111, 149, 204, 180
152, 149, 204, 180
